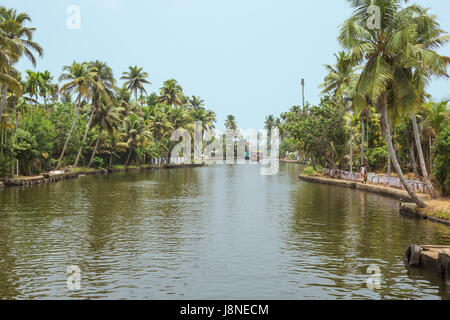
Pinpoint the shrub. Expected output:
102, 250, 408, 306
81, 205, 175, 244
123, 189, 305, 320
92, 156, 104, 169
303, 166, 318, 176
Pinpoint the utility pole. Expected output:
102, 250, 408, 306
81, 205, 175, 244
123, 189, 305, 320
301, 78, 305, 109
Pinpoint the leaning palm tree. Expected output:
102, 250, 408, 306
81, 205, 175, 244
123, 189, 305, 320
397, 8, 450, 199
73, 60, 114, 167
0, 6, 43, 124
121, 66, 151, 101
120, 113, 152, 166
57, 61, 97, 169
338, 0, 449, 207
87, 101, 121, 168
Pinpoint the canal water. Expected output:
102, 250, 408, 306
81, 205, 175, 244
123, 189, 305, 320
0, 163, 449, 299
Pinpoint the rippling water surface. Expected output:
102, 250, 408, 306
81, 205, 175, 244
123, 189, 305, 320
0, 163, 449, 299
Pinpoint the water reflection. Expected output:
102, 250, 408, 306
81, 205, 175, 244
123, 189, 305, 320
0, 163, 449, 299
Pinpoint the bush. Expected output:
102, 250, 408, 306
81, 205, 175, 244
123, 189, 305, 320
366, 146, 388, 171
433, 128, 450, 196
303, 166, 318, 176
92, 156, 104, 169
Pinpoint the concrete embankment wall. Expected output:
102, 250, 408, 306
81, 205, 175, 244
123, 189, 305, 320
0, 164, 205, 189
321, 168, 428, 194
298, 174, 427, 203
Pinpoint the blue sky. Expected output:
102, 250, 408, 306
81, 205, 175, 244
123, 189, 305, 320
5, 0, 450, 130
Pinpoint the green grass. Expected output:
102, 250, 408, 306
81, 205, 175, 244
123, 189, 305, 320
302, 166, 319, 176
69, 167, 96, 173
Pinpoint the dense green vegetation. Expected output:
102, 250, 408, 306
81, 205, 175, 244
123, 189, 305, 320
0, 6, 216, 177
271, 0, 450, 206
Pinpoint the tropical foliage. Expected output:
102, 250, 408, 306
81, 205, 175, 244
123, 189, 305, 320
0, 5, 216, 177
276, 0, 450, 207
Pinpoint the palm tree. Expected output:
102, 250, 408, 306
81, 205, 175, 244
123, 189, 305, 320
73, 60, 114, 167
264, 114, 276, 151
87, 101, 121, 168
424, 100, 449, 137
57, 61, 96, 169
0, 6, 43, 124
397, 8, 449, 199
121, 66, 150, 101
120, 113, 151, 166
224, 114, 237, 131
338, 0, 449, 207
157, 79, 184, 107
24, 70, 39, 112
189, 95, 204, 110
37, 70, 53, 107
320, 51, 358, 101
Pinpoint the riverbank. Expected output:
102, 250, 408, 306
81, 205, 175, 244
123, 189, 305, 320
0, 163, 205, 189
404, 245, 450, 287
298, 174, 450, 227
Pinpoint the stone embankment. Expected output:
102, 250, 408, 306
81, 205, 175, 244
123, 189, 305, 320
404, 245, 450, 287
0, 164, 205, 189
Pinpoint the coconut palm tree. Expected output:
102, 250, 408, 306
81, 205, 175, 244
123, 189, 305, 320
157, 79, 184, 107
73, 60, 115, 167
57, 61, 97, 169
0, 6, 42, 124
224, 114, 237, 130
37, 70, 53, 107
264, 114, 276, 151
24, 70, 40, 112
120, 113, 152, 166
338, 0, 449, 207
87, 101, 121, 168
121, 66, 150, 102
189, 95, 204, 110
424, 100, 449, 137
320, 51, 359, 101
395, 8, 450, 199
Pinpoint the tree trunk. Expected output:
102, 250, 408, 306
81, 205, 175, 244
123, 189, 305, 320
429, 136, 433, 174
74, 108, 95, 167
0, 84, 7, 125
56, 101, 81, 170
387, 157, 391, 176
411, 113, 437, 199
87, 129, 102, 168
349, 122, 353, 173
361, 112, 365, 166
380, 98, 427, 208
409, 140, 419, 177
125, 147, 133, 166
166, 149, 171, 164
311, 157, 317, 171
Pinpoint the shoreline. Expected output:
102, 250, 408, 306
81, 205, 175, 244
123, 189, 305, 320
0, 163, 205, 189
298, 174, 450, 227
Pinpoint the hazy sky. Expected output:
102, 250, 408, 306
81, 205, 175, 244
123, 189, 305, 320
5, 0, 450, 130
